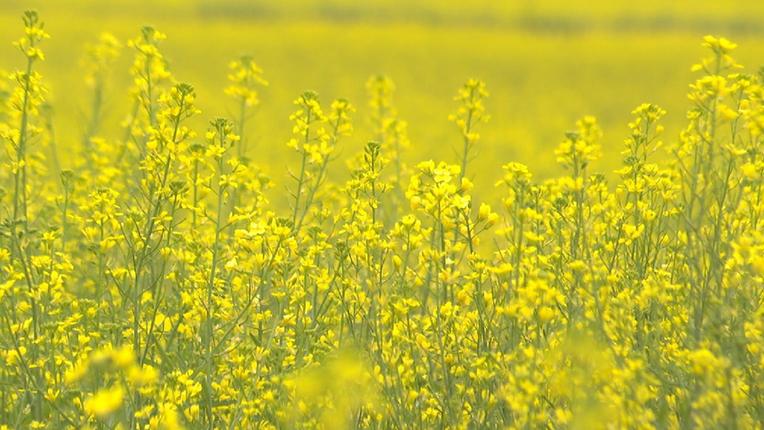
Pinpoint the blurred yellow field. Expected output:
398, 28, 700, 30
1, 1, 764, 429
2, 0, 764, 188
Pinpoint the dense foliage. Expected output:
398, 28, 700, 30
1, 11, 763, 429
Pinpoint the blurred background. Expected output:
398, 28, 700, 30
1, 0, 763, 189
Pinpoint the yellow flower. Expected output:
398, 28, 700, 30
742, 162, 760, 180
538, 306, 555, 323
84, 386, 124, 418
112, 345, 136, 369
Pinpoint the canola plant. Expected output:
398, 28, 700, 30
0, 11, 763, 430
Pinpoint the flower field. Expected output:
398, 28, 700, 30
1, 4, 764, 430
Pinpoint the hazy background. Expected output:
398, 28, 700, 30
1, 0, 763, 187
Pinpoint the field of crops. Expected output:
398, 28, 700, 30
1, 1, 764, 429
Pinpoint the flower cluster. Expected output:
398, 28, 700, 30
1, 12, 764, 429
